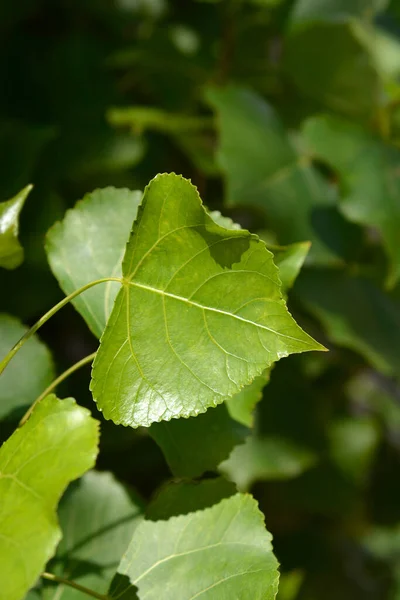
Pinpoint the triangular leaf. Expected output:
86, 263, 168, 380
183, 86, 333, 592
0, 313, 54, 421
0, 394, 99, 600
110, 493, 279, 600
91, 173, 324, 428
46, 187, 142, 338
0, 185, 32, 270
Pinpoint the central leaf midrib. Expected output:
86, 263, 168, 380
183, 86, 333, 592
124, 280, 313, 345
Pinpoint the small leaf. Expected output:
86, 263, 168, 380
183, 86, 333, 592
220, 435, 317, 491
289, 0, 388, 25
226, 371, 270, 428
0, 185, 32, 270
110, 493, 280, 600
150, 404, 249, 478
266, 242, 311, 294
43, 471, 143, 599
206, 86, 340, 265
46, 187, 142, 338
108, 106, 213, 135
0, 394, 99, 600
303, 114, 400, 287
91, 173, 324, 428
0, 313, 54, 421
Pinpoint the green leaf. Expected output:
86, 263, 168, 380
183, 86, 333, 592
295, 270, 400, 376
146, 478, 237, 521
110, 493, 280, 600
91, 173, 324, 428
150, 404, 249, 478
266, 242, 311, 294
0, 185, 32, 270
43, 471, 143, 599
226, 371, 270, 428
289, 0, 388, 25
219, 435, 317, 491
206, 86, 340, 265
303, 114, 400, 287
46, 187, 142, 338
0, 394, 99, 600
0, 313, 54, 421
284, 21, 381, 121
107, 106, 213, 135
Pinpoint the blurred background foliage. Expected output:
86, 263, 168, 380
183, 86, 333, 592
1, 0, 400, 598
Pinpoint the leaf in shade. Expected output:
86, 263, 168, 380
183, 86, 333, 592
0, 395, 99, 600
91, 173, 324, 428
109, 493, 279, 600
219, 435, 317, 491
266, 242, 311, 294
0, 313, 54, 421
0, 185, 32, 269
303, 114, 400, 287
46, 187, 142, 338
206, 85, 340, 265
295, 269, 400, 376
146, 478, 237, 521
225, 370, 270, 428
150, 403, 249, 479
43, 471, 143, 600
289, 0, 388, 24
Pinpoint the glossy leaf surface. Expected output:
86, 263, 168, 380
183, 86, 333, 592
0, 313, 54, 421
46, 187, 142, 338
110, 493, 279, 600
0, 185, 32, 270
0, 395, 99, 600
91, 173, 323, 427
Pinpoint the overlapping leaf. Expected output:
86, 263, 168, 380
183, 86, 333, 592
43, 471, 143, 599
206, 86, 341, 265
109, 493, 279, 600
0, 395, 99, 600
303, 114, 400, 287
0, 185, 32, 270
91, 173, 323, 428
46, 187, 142, 338
0, 314, 54, 421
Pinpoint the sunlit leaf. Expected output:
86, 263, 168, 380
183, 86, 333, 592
91, 173, 324, 428
43, 471, 143, 599
0, 395, 99, 600
0, 185, 32, 270
109, 493, 280, 600
46, 187, 142, 338
0, 313, 54, 421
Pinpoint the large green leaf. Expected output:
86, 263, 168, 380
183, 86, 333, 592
295, 270, 400, 376
109, 493, 280, 600
0, 313, 54, 421
0, 185, 32, 270
46, 187, 142, 338
91, 173, 323, 428
303, 114, 400, 287
43, 471, 143, 600
206, 86, 340, 265
0, 394, 99, 600
219, 436, 317, 491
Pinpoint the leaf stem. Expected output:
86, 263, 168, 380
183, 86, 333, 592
19, 351, 97, 427
41, 572, 110, 600
0, 277, 122, 377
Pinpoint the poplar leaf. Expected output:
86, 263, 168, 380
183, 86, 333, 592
0, 185, 32, 270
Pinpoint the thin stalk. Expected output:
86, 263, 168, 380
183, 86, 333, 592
41, 572, 109, 600
0, 277, 122, 377
19, 351, 97, 427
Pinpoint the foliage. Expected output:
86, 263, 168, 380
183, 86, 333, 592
1, 0, 400, 599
